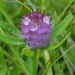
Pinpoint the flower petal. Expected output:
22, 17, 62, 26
30, 24, 38, 31
20, 25, 29, 33
22, 17, 31, 25
43, 16, 50, 24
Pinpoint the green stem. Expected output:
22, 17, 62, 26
0, 26, 29, 75
44, 50, 53, 75
36, 49, 41, 71
42, 44, 75, 75
58, 0, 74, 20
48, 32, 71, 50
0, 8, 14, 26
16, 0, 32, 12
41, 0, 44, 13
33, 50, 37, 75
0, 47, 27, 75
11, 6, 21, 19
9, 45, 30, 75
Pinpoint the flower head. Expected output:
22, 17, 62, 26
20, 11, 52, 49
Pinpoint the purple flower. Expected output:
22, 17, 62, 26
20, 11, 52, 49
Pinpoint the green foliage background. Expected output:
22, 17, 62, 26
0, 0, 75, 75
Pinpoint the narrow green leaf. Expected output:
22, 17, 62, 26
8, 46, 30, 75
48, 32, 71, 50
26, 57, 33, 75
0, 8, 14, 26
0, 48, 7, 75
0, 21, 22, 38
0, 27, 4, 34
50, 14, 73, 39
0, 33, 25, 45
42, 44, 75, 75
10, 66, 22, 75
51, 11, 58, 29
58, 0, 74, 19
0, 27, 4, 45
16, 0, 32, 12
0, 0, 3, 8
0, 47, 28, 75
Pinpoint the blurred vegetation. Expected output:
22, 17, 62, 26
0, 0, 75, 75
